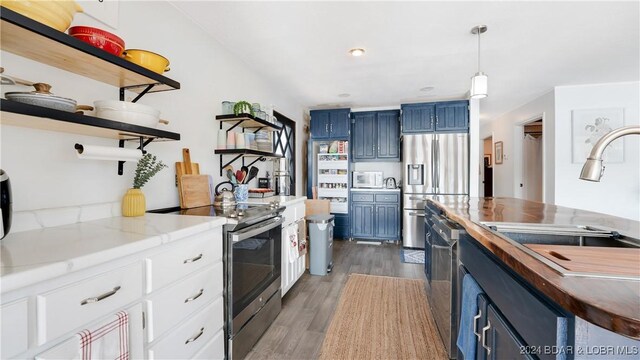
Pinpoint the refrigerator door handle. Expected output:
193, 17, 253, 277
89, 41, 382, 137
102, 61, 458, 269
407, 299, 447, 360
434, 134, 439, 194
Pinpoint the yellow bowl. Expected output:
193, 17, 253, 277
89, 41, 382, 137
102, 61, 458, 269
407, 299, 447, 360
0, 0, 83, 32
122, 49, 170, 74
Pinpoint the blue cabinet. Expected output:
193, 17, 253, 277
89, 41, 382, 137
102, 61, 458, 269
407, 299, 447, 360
310, 109, 350, 139
436, 101, 469, 132
333, 213, 350, 239
351, 112, 376, 161
401, 101, 469, 134
401, 103, 435, 133
351, 191, 401, 241
351, 110, 400, 162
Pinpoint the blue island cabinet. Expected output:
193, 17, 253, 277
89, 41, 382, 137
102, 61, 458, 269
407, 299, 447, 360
350, 191, 400, 241
310, 108, 350, 140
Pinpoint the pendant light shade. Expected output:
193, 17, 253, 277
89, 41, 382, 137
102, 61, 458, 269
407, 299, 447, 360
470, 72, 488, 99
470, 25, 488, 99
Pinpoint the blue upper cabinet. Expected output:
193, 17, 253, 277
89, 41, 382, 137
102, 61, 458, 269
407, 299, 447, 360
352, 112, 377, 161
401, 101, 468, 133
376, 110, 401, 161
435, 100, 469, 132
401, 103, 435, 133
352, 110, 400, 162
310, 108, 350, 139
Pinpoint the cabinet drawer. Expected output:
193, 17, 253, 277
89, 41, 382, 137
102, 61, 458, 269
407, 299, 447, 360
351, 193, 374, 202
460, 236, 569, 359
148, 297, 224, 359
147, 229, 222, 292
283, 206, 296, 226
37, 262, 143, 344
375, 193, 399, 203
147, 263, 223, 341
1, 298, 28, 358
192, 329, 225, 360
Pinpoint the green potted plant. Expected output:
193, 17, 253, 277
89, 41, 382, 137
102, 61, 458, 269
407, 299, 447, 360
233, 101, 254, 116
122, 153, 167, 217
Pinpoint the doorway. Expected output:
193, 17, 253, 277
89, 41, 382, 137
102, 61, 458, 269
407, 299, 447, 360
273, 111, 296, 195
483, 136, 493, 197
522, 119, 543, 202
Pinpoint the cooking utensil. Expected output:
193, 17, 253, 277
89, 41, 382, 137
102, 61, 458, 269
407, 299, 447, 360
5, 83, 88, 112
0, 67, 33, 86
68, 26, 125, 56
226, 169, 237, 184
179, 174, 212, 209
235, 170, 244, 183
213, 181, 236, 208
1, 169, 12, 240
245, 166, 259, 184
176, 148, 200, 208
122, 49, 170, 74
1, 0, 83, 32
94, 100, 160, 128
241, 166, 249, 183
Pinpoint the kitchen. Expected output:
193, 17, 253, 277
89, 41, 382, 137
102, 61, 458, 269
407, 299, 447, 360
1, 1, 639, 360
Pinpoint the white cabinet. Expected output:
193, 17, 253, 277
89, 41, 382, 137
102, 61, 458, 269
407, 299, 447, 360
0, 298, 29, 358
281, 201, 306, 296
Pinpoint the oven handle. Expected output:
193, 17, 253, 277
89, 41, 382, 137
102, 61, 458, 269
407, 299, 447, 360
231, 216, 284, 243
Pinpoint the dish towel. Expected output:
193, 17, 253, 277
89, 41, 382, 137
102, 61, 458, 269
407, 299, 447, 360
456, 274, 483, 360
287, 223, 300, 262
78, 311, 129, 360
35, 311, 129, 360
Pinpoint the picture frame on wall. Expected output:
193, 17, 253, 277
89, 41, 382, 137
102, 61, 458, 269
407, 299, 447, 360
495, 141, 504, 164
571, 108, 624, 163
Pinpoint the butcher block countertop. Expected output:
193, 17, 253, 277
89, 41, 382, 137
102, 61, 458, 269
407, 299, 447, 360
429, 196, 640, 339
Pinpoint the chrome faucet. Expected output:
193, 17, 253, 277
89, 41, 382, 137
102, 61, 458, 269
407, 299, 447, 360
579, 125, 640, 182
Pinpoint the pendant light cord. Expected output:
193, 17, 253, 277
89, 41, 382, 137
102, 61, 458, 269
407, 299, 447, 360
477, 30, 481, 73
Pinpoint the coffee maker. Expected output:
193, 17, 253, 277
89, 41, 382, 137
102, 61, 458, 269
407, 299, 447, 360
1, 169, 12, 240
272, 158, 290, 196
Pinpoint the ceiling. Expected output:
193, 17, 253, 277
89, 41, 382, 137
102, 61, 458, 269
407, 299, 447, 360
170, 1, 639, 123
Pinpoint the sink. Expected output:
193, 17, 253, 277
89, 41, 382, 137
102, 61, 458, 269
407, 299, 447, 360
481, 222, 640, 280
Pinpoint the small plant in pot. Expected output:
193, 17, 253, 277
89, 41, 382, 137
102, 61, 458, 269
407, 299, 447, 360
122, 153, 167, 217
233, 101, 254, 117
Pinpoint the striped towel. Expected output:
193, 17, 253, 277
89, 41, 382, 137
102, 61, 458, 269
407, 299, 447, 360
78, 311, 129, 360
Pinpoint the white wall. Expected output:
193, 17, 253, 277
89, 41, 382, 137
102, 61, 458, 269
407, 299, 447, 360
352, 162, 402, 183
482, 91, 555, 202
0, 1, 305, 212
554, 82, 640, 220
469, 98, 480, 197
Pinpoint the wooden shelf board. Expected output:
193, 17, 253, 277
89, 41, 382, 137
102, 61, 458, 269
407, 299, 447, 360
216, 113, 283, 131
214, 148, 283, 158
1, 99, 180, 141
0, 7, 180, 93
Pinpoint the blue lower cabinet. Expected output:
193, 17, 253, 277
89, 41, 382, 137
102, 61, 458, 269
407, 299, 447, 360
333, 213, 350, 239
350, 191, 401, 241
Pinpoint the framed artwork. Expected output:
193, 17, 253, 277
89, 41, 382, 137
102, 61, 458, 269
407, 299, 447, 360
484, 155, 491, 167
571, 108, 624, 163
495, 141, 503, 164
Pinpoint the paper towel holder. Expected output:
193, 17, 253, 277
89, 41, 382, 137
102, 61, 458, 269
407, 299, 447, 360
74, 136, 150, 175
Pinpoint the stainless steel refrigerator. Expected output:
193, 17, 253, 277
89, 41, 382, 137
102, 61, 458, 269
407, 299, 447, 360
402, 133, 469, 249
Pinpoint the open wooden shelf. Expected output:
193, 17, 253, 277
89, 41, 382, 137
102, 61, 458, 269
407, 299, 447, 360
214, 148, 282, 158
0, 7, 180, 94
216, 113, 283, 131
0, 99, 180, 141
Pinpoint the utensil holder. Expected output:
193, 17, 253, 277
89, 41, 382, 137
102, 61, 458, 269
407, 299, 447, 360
234, 184, 249, 202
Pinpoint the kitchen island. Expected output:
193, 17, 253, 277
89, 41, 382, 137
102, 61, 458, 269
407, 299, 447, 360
428, 196, 640, 340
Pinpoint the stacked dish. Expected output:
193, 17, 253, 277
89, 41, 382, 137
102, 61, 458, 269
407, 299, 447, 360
68, 26, 125, 56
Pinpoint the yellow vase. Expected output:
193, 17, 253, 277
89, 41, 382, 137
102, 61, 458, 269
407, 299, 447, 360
122, 188, 146, 217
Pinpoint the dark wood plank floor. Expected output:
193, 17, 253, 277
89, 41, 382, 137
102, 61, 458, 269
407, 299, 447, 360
245, 240, 426, 360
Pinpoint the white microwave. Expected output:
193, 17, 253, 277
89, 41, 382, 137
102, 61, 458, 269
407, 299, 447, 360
352, 171, 384, 188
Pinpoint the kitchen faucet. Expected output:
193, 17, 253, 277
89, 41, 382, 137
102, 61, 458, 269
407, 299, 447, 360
579, 125, 640, 182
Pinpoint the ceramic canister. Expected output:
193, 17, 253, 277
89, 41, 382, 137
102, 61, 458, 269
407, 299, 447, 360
235, 132, 246, 149
226, 131, 236, 149
217, 129, 226, 149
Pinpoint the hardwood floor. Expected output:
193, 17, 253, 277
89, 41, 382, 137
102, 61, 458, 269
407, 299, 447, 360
245, 240, 426, 360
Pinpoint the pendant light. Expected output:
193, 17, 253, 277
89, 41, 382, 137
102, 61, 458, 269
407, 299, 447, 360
470, 25, 488, 99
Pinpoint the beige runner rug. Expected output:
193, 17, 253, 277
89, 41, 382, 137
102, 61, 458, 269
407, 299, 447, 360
319, 274, 447, 360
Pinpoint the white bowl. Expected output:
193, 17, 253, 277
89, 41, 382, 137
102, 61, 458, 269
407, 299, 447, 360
94, 100, 160, 128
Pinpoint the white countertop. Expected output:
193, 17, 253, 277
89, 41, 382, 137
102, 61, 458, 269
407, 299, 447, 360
241, 195, 307, 207
0, 214, 226, 293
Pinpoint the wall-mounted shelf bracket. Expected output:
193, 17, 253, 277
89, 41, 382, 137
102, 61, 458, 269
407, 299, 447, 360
118, 137, 153, 175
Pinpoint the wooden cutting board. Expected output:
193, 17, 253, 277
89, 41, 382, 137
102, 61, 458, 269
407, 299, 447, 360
176, 148, 200, 208
525, 244, 640, 277
179, 175, 212, 209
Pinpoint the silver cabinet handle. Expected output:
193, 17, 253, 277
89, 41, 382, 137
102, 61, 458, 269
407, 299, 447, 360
482, 321, 491, 356
473, 309, 482, 340
408, 212, 425, 217
183, 253, 203, 264
185, 327, 204, 344
80, 286, 121, 305
409, 196, 427, 201
184, 289, 204, 303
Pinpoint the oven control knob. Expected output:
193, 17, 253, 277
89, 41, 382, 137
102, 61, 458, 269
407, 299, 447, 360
237, 209, 245, 217
259, 297, 263, 303
229, 211, 238, 218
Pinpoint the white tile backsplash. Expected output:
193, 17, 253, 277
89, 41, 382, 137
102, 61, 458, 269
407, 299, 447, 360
10, 202, 121, 233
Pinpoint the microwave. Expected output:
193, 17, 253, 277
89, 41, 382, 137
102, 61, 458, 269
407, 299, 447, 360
352, 171, 384, 188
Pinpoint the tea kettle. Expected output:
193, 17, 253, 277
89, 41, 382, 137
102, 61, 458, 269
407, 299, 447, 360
384, 177, 397, 189
214, 181, 236, 208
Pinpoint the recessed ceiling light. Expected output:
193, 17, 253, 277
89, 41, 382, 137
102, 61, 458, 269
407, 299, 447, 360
420, 86, 435, 92
349, 48, 365, 57
338, 93, 351, 98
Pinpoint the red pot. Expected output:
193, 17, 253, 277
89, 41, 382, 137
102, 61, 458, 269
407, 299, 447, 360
68, 26, 125, 56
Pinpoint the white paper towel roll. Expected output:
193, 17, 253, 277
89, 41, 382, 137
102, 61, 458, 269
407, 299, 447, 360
75, 144, 143, 161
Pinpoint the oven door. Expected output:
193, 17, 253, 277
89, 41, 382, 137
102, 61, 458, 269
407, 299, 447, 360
227, 216, 283, 336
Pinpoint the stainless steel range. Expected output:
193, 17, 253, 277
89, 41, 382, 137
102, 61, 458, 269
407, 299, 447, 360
153, 202, 284, 360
